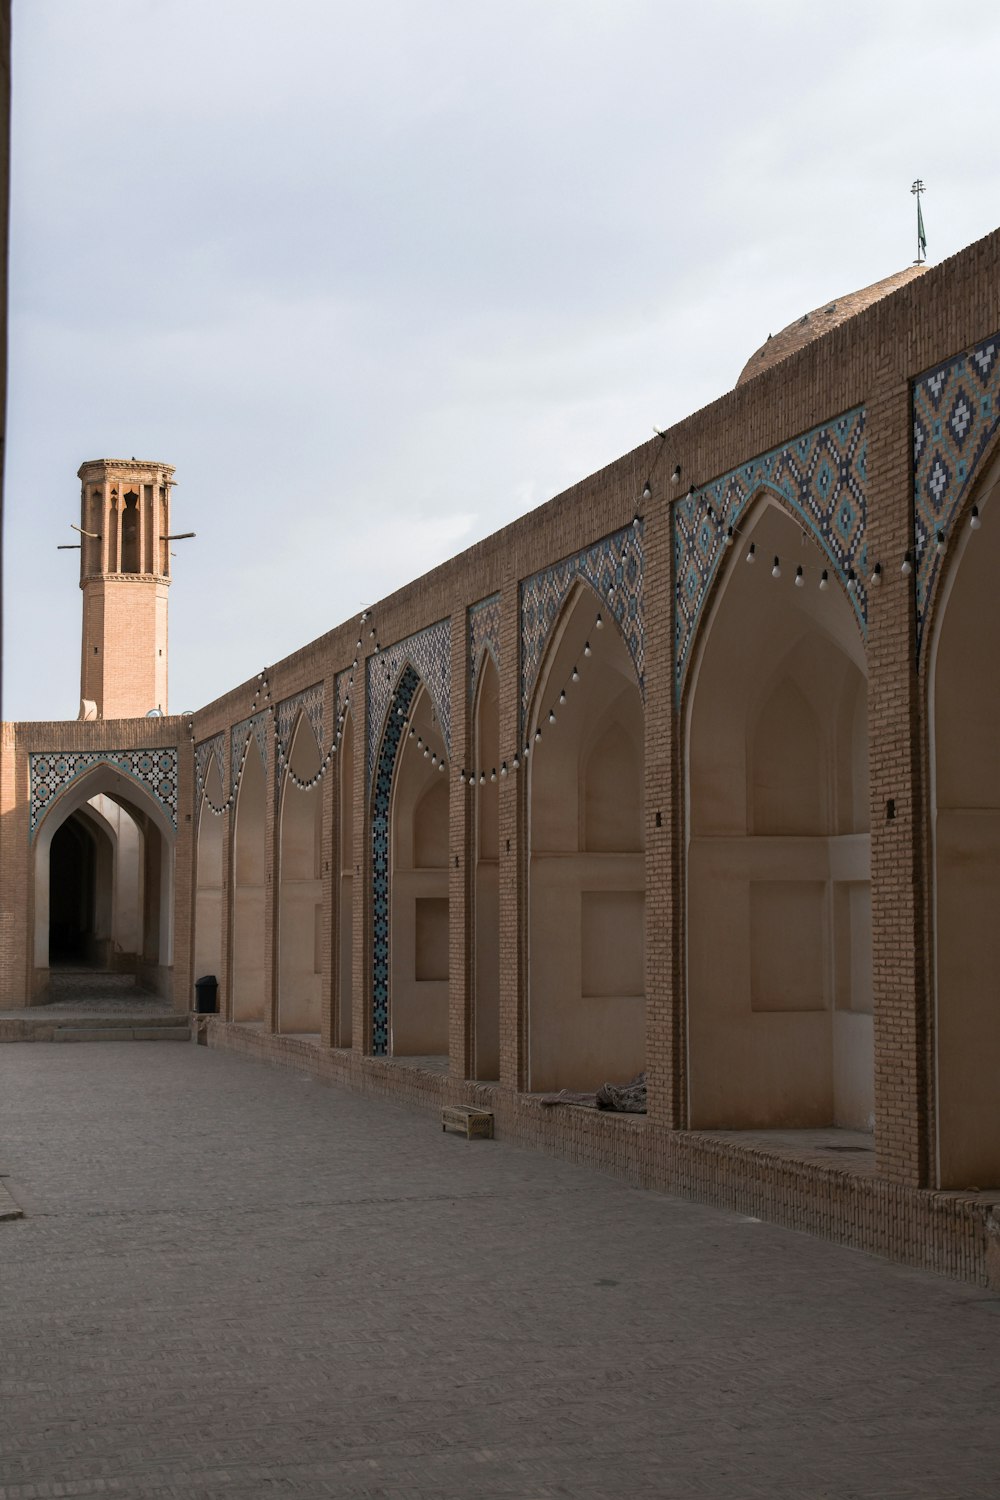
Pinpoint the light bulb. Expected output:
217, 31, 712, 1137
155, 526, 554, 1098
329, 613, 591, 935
548, 709, 556, 723
500, 762, 508, 777
725, 526, 734, 547
772, 557, 781, 579
746, 543, 756, 564
572, 666, 580, 682
901, 552, 912, 576
847, 570, 857, 593
490, 769, 497, 783
971, 506, 982, 530
584, 642, 592, 657
559, 690, 567, 704
794, 566, 804, 587
512, 755, 520, 770
480, 772, 486, 784
871, 563, 882, 586
595, 613, 604, 630
534, 728, 541, 741
672, 465, 681, 484
819, 570, 829, 591
936, 531, 946, 554
642, 482, 652, 501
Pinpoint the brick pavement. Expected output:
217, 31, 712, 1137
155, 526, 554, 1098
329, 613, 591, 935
1, 1045, 998, 1500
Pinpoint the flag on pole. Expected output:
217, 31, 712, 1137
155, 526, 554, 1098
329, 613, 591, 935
917, 196, 927, 260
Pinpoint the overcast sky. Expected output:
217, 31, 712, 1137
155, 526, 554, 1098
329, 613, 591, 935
4, 0, 1000, 721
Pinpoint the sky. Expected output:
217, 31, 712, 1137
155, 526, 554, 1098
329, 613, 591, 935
4, 0, 1000, 721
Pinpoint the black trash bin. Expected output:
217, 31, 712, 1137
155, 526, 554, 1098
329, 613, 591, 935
194, 974, 219, 1014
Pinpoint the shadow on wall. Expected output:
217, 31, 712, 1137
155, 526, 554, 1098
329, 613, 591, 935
686, 499, 872, 1132
528, 581, 645, 1093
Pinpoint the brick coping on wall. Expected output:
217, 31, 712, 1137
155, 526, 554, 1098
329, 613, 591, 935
205, 1019, 1000, 1291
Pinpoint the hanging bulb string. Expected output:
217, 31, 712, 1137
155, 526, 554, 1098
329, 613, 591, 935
461, 607, 605, 789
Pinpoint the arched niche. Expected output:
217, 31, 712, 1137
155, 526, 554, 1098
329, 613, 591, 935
930, 464, 1000, 1187
32, 765, 174, 1000
277, 714, 324, 1035
528, 581, 645, 1092
389, 681, 450, 1056
686, 498, 871, 1131
194, 753, 225, 997
232, 737, 267, 1024
337, 708, 354, 1047
473, 652, 500, 1079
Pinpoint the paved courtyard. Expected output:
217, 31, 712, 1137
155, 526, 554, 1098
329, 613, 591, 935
1, 1043, 998, 1500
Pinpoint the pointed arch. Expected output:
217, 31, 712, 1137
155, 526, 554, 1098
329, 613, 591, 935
32, 762, 174, 999
194, 750, 225, 991
685, 496, 871, 1131
371, 664, 450, 1056
232, 736, 267, 1024
527, 578, 645, 1093
277, 711, 324, 1035
928, 455, 1000, 1187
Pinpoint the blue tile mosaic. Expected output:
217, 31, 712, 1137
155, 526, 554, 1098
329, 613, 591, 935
520, 524, 644, 728
913, 331, 1000, 651
468, 594, 501, 698
194, 733, 225, 808
673, 408, 867, 700
366, 620, 451, 788
30, 748, 179, 838
371, 664, 420, 1055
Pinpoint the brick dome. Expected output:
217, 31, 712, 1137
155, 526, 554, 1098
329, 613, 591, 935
736, 265, 929, 387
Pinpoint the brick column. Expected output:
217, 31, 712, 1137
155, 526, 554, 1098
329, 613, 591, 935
264, 705, 279, 1035
352, 658, 370, 1053
866, 365, 931, 1187
320, 666, 337, 1049
644, 486, 684, 1128
217, 731, 233, 1021
497, 575, 525, 1091
449, 598, 472, 1078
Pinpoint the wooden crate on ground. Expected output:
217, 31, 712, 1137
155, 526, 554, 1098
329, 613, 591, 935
442, 1106, 494, 1139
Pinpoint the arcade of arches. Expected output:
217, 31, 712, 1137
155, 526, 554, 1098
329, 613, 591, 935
6, 234, 1000, 1280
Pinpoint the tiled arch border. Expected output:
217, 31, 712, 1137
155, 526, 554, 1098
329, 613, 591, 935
29, 748, 179, 839
913, 330, 1000, 656
370, 663, 421, 1056
468, 593, 501, 701
366, 619, 451, 791
673, 407, 868, 703
520, 522, 645, 733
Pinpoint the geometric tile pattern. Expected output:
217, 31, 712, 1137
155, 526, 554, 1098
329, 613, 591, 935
673, 407, 867, 700
274, 682, 326, 806
913, 330, 1000, 651
194, 733, 225, 798
371, 664, 420, 1056
366, 619, 452, 789
468, 593, 501, 697
29, 748, 179, 838
230, 713, 269, 797
276, 681, 325, 758
520, 522, 644, 727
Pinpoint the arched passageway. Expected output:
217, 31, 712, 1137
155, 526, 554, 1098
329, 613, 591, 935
686, 500, 871, 1130
232, 739, 267, 1023
337, 709, 354, 1047
277, 715, 323, 1034
33, 768, 173, 999
528, 583, 645, 1092
194, 753, 225, 994
931, 467, 1000, 1187
385, 679, 450, 1056
473, 653, 500, 1079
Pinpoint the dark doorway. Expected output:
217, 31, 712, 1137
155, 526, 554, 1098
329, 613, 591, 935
49, 815, 97, 963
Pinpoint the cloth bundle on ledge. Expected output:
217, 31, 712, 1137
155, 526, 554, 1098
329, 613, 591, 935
537, 1072, 647, 1114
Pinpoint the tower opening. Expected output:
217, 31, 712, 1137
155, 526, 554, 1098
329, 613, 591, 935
121, 492, 140, 573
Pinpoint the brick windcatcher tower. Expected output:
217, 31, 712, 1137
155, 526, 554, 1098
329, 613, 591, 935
77, 458, 175, 719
